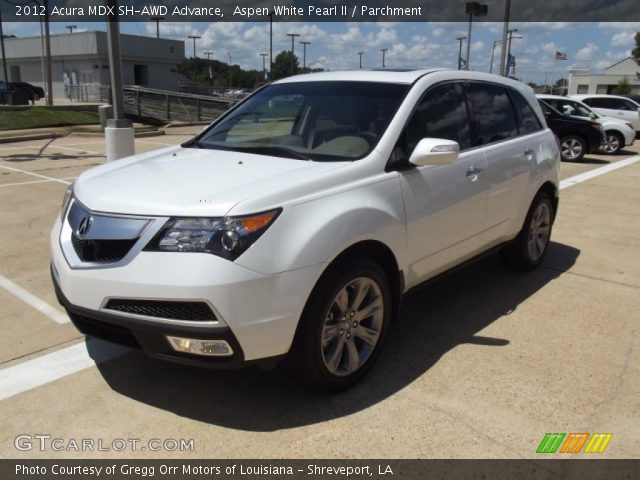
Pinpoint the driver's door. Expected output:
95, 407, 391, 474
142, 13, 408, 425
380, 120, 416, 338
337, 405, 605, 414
397, 82, 488, 285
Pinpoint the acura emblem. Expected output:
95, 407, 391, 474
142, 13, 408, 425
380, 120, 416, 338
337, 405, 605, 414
76, 215, 93, 237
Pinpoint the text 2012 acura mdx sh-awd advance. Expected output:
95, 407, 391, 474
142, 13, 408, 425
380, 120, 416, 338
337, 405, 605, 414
51, 70, 560, 391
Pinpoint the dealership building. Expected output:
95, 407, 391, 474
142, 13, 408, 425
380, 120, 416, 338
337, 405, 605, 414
568, 57, 640, 95
1, 31, 185, 98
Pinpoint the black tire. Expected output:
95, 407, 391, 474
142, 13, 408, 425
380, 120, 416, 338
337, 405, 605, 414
602, 131, 623, 155
32, 93, 40, 101
501, 192, 555, 271
559, 135, 586, 162
289, 259, 392, 392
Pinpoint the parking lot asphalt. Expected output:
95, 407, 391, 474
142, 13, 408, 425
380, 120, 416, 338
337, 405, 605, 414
0, 131, 638, 459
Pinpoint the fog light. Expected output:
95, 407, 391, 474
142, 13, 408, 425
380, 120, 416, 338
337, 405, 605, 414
166, 336, 233, 357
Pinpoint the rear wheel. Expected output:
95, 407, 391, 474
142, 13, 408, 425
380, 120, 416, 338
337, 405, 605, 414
290, 260, 392, 392
602, 131, 623, 155
560, 135, 586, 161
501, 192, 554, 271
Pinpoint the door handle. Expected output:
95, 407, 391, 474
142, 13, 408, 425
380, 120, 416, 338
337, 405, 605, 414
524, 149, 536, 160
466, 166, 483, 177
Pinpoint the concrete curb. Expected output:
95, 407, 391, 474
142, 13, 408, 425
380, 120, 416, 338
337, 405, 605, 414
0, 133, 63, 144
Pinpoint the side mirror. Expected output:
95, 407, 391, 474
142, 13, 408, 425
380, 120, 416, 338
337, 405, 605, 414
408, 138, 460, 167
590, 112, 598, 120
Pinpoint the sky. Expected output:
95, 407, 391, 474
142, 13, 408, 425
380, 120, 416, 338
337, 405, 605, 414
4, 21, 639, 84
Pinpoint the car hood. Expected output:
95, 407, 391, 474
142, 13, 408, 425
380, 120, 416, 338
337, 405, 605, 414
74, 146, 348, 216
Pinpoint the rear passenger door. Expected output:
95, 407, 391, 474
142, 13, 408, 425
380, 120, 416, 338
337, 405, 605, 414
464, 82, 542, 241
397, 82, 489, 282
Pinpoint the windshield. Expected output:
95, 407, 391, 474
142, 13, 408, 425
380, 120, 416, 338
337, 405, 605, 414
545, 98, 594, 118
189, 81, 410, 161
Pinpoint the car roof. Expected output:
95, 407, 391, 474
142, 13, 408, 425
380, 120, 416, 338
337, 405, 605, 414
537, 94, 575, 100
571, 94, 628, 99
273, 69, 444, 85
272, 69, 537, 92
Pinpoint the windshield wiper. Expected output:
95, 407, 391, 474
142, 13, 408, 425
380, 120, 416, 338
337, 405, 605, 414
231, 145, 311, 160
182, 139, 207, 149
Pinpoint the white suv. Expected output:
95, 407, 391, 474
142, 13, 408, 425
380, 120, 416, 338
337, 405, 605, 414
51, 70, 560, 391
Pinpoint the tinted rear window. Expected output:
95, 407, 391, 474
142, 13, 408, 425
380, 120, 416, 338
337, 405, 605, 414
466, 83, 519, 147
511, 91, 543, 134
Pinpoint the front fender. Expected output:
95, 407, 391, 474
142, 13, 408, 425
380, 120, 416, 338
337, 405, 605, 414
236, 175, 407, 276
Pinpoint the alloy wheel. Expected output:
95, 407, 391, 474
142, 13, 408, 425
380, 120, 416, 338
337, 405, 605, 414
321, 277, 384, 377
527, 202, 551, 262
561, 138, 583, 160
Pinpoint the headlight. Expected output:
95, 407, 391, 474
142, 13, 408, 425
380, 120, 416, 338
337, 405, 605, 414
147, 209, 281, 261
61, 184, 73, 219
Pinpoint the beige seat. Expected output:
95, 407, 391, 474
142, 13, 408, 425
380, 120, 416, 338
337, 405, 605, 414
312, 136, 370, 157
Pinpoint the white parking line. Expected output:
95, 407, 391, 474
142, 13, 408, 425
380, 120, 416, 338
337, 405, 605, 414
0, 177, 77, 188
47, 144, 101, 155
0, 274, 69, 324
0, 340, 130, 401
560, 155, 640, 190
135, 140, 174, 146
0, 165, 72, 185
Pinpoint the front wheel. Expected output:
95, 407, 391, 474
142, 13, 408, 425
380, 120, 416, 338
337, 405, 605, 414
601, 132, 623, 155
560, 135, 586, 161
501, 192, 554, 271
290, 260, 392, 392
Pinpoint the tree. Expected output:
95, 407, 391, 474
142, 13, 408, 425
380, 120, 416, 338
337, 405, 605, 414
271, 51, 299, 80
632, 32, 640, 65
612, 77, 632, 95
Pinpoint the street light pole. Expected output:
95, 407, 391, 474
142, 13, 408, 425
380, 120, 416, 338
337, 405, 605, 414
381, 48, 388, 68
489, 40, 502, 73
456, 36, 466, 70
260, 53, 268, 80
286, 33, 300, 75
506, 28, 518, 76
227, 52, 232, 88
499, 0, 511, 76
105, 0, 134, 161
43, 0, 53, 105
300, 41, 310, 70
464, 2, 488, 71
203, 50, 214, 85
150, 16, 164, 39
0, 8, 9, 92
188, 35, 201, 89
268, 11, 273, 80
358, 51, 364, 69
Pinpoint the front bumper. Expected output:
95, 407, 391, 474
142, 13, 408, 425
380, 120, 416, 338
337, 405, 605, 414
52, 268, 250, 368
50, 216, 325, 365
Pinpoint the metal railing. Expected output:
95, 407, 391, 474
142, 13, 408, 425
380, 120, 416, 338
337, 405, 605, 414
122, 86, 239, 123
66, 85, 111, 103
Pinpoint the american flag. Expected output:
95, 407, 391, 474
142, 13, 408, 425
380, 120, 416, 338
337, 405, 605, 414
555, 51, 568, 61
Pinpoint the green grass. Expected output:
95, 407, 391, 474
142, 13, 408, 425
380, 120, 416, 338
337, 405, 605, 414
0, 107, 99, 131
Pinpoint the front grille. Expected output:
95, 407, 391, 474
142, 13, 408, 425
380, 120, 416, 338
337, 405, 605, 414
71, 233, 137, 263
104, 299, 217, 322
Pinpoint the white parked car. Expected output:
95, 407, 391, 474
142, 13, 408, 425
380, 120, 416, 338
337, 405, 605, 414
538, 94, 635, 154
570, 94, 640, 135
51, 70, 560, 391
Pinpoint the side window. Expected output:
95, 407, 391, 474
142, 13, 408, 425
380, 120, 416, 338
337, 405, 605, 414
404, 82, 471, 154
466, 82, 519, 146
588, 98, 615, 109
619, 99, 638, 111
510, 91, 543, 134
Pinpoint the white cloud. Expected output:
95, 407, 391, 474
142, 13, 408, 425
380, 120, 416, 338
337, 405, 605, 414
611, 31, 636, 48
575, 42, 599, 62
